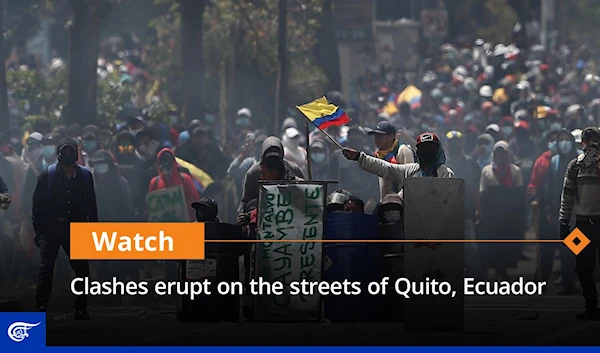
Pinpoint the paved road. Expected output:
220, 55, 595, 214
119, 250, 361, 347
9, 243, 600, 346
43, 294, 599, 346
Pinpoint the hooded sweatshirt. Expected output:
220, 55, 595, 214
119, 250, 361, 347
148, 148, 201, 221
239, 136, 305, 212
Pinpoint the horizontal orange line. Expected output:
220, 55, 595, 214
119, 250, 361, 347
204, 239, 564, 243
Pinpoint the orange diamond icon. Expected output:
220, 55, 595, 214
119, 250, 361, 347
563, 228, 591, 255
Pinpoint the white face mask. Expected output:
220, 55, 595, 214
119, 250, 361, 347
95, 163, 109, 175
501, 126, 513, 137
383, 210, 402, 224
312, 153, 326, 163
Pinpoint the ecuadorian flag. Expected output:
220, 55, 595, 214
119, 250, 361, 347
396, 85, 422, 109
297, 96, 351, 129
176, 157, 214, 194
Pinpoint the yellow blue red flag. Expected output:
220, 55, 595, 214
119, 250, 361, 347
297, 96, 351, 129
396, 85, 422, 109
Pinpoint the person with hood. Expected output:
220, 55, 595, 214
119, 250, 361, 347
559, 127, 600, 320
282, 127, 307, 174
342, 132, 454, 196
479, 141, 524, 281
32, 138, 97, 319
21, 132, 43, 168
542, 129, 580, 295
149, 148, 200, 221
309, 139, 329, 180
444, 131, 483, 279
239, 136, 304, 212
366, 121, 416, 201
472, 133, 495, 169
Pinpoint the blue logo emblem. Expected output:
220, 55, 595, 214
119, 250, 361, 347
0, 312, 46, 347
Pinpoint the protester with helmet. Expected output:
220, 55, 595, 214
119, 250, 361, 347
559, 127, 600, 320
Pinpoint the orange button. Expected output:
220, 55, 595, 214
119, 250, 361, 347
70, 223, 205, 260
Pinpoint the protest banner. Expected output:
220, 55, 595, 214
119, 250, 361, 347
403, 178, 465, 332
146, 185, 189, 222
254, 182, 326, 321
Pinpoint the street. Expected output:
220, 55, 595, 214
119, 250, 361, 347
42, 244, 599, 346
43, 295, 598, 345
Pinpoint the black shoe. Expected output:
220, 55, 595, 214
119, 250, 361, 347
575, 308, 600, 321
36, 305, 47, 312
74, 310, 90, 320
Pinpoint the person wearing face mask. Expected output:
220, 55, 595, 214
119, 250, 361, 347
227, 134, 267, 190
79, 132, 99, 168
365, 121, 415, 201
32, 138, 97, 319
18, 133, 59, 284
444, 131, 483, 279
509, 120, 538, 187
479, 141, 525, 281
235, 107, 253, 132
341, 132, 455, 202
175, 127, 218, 178
498, 116, 514, 140
89, 150, 135, 282
127, 115, 146, 137
148, 148, 200, 221
541, 130, 580, 295
21, 132, 43, 168
282, 127, 307, 175
471, 133, 495, 169
309, 139, 329, 180
559, 127, 600, 320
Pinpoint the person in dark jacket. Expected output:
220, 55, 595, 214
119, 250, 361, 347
32, 138, 98, 319
239, 136, 304, 213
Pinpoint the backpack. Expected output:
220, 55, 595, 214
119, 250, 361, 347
48, 163, 93, 190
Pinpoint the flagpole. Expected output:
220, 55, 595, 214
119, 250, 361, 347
305, 121, 313, 180
297, 111, 344, 150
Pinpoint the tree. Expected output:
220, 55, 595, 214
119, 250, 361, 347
145, 0, 327, 129
65, 0, 109, 126
316, 0, 341, 92
179, 0, 206, 122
